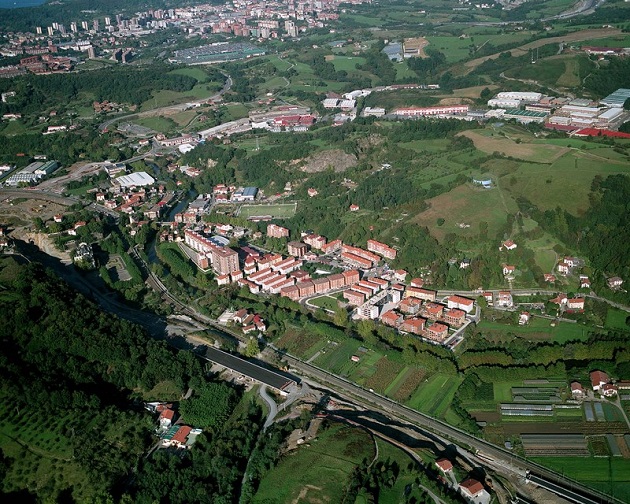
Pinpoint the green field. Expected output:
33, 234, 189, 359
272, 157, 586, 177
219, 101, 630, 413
252, 424, 376, 504
407, 374, 463, 418
134, 116, 178, 133
530, 457, 630, 503
237, 203, 297, 219
478, 318, 589, 343
309, 294, 340, 312
168, 67, 210, 82
605, 309, 630, 330
330, 55, 366, 72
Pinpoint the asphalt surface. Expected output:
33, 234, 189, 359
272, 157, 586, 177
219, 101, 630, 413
259, 386, 278, 430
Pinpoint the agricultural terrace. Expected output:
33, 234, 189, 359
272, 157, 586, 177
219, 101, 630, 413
275, 327, 461, 421
236, 202, 297, 219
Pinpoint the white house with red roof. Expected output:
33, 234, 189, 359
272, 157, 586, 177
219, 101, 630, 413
502, 264, 515, 276
501, 239, 517, 251
566, 298, 585, 311
544, 274, 556, 283
557, 261, 570, 275
570, 382, 585, 399
590, 370, 610, 392
459, 478, 489, 503
435, 458, 453, 473
158, 408, 175, 429
518, 312, 530, 325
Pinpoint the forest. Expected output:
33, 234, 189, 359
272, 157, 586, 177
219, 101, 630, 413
0, 259, 256, 502
0, 64, 215, 115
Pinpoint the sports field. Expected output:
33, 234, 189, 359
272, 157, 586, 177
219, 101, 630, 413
237, 202, 297, 219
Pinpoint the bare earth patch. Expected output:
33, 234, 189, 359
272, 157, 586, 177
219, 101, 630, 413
292, 485, 326, 504
404, 37, 429, 58
458, 130, 569, 163
299, 149, 357, 173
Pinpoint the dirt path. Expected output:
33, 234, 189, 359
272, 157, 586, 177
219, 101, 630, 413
463, 28, 622, 73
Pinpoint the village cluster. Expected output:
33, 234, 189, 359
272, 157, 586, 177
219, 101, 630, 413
0, 0, 371, 76
182, 212, 478, 349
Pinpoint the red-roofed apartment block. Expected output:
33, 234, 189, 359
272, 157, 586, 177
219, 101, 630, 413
447, 295, 474, 314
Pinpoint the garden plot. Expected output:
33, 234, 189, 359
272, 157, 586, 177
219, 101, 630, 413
522, 434, 589, 457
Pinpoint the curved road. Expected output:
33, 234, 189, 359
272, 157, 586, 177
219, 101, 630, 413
259, 386, 278, 430
98, 73, 232, 133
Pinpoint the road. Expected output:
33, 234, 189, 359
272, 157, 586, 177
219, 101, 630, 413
259, 386, 278, 430
98, 74, 232, 133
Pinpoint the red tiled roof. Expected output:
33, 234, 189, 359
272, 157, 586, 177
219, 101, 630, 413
436, 458, 453, 471
460, 478, 484, 495
172, 425, 192, 444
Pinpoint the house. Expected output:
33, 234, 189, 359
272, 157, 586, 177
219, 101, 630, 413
590, 370, 610, 392
570, 382, 585, 399
496, 291, 513, 308
425, 303, 444, 320
394, 269, 407, 282
307, 188, 318, 197
579, 275, 591, 289
549, 293, 568, 306
287, 241, 308, 257
502, 264, 515, 276
410, 278, 424, 288
158, 408, 175, 429
482, 292, 493, 306
601, 383, 618, 397
459, 478, 486, 501
349, 204, 360, 212
544, 274, 556, 283
566, 298, 585, 311
406, 287, 437, 302
233, 309, 248, 324
607, 276, 624, 289
399, 297, 422, 314
435, 458, 453, 473
557, 261, 570, 275
443, 308, 466, 327
518, 312, 530, 325
501, 240, 517, 251
170, 425, 192, 448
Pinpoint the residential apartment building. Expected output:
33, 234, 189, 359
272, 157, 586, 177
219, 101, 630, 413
367, 239, 397, 260
267, 223, 289, 238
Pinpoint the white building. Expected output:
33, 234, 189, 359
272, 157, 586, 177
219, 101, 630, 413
113, 171, 155, 188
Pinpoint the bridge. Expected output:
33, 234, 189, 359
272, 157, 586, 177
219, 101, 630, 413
201, 346, 298, 397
